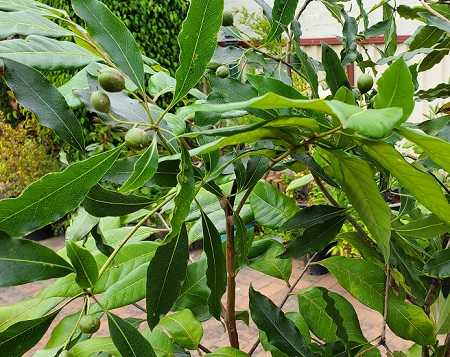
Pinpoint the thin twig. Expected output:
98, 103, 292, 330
132, 303, 146, 313
380, 266, 390, 346
198, 344, 212, 354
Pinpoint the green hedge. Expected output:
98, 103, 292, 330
43, 0, 188, 72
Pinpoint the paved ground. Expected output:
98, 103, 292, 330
0, 237, 413, 356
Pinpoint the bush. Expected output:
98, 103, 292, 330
42, 0, 188, 72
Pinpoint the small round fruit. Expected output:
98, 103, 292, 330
59, 351, 74, 357
125, 127, 151, 148
357, 73, 374, 94
90, 91, 111, 112
79, 315, 101, 334
222, 11, 234, 26
98, 69, 125, 92
216, 65, 229, 78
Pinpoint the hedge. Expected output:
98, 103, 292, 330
42, 0, 188, 72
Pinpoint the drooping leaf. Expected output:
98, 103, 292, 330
267, 0, 299, 41
146, 225, 189, 328
66, 240, 99, 289
2, 58, 84, 150
423, 249, 450, 278
0, 237, 73, 287
0, 35, 98, 70
373, 58, 414, 124
108, 313, 156, 357
0, 311, 59, 356
250, 181, 298, 228
321, 257, 436, 345
119, 136, 159, 193
363, 141, 450, 225
83, 185, 152, 217
321, 44, 350, 95
249, 287, 313, 356
398, 127, 450, 173
325, 151, 391, 261
0, 147, 121, 237
201, 210, 226, 320
72, 0, 145, 88
157, 309, 203, 349
0, 11, 72, 39
172, 0, 224, 105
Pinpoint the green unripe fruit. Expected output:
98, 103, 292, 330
98, 69, 125, 92
79, 315, 101, 334
125, 127, 151, 148
90, 91, 111, 113
59, 351, 73, 357
222, 11, 234, 26
216, 65, 230, 78
357, 73, 374, 94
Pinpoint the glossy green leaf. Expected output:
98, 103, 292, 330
83, 185, 152, 217
398, 127, 450, 173
293, 42, 319, 97
249, 287, 313, 356
0, 311, 59, 356
146, 225, 189, 328
416, 83, 450, 100
326, 151, 391, 261
363, 141, 450, 225
250, 181, 298, 228
207, 347, 248, 356
66, 207, 99, 242
423, 248, 450, 278
298, 287, 366, 343
172, 0, 224, 104
120, 136, 159, 193
66, 240, 98, 289
90, 225, 114, 257
108, 313, 156, 357
282, 205, 345, 231
249, 239, 291, 282
72, 0, 144, 88
69, 336, 118, 357
321, 44, 350, 95
393, 215, 449, 240
247, 74, 305, 99
267, 0, 299, 41
373, 58, 414, 123
431, 293, 450, 334
158, 309, 203, 349
418, 37, 450, 72
407, 25, 444, 51
0, 11, 72, 39
2, 58, 84, 150
0, 147, 121, 237
281, 215, 345, 259
321, 257, 436, 345
201, 210, 226, 319
44, 312, 79, 349
0, 36, 98, 70
0, 237, 72, 287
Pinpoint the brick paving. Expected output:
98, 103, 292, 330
0, 237, 412, 356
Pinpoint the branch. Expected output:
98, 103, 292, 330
380, 266, 390, 346
444, 333, 450, 357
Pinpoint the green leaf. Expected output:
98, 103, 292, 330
0, 237, 72, 287
293, 42, 319, 97
235, 156, 271, 193
201, 210, 226, 320
120, 136, 159, 193
431, 293, 450, 334
0, 35, 98, 70
83, 185, 152, 217
393, 215, 449, 240
172, 0, 224, 105
250, 181, 298, 228
281, 215, 345, 259
423, 248, 450, 278
249, 239, 292, 282
72, 0, 144, 88
407, 25, 444, 51
282, 205, 345, 231
398, 127, 450, 173
321, 44, 350, 95
157, 309, 203, 349
0, 147, 121, 237
249, 287, 313, 356
363, 141, 450, 225
146, 225, 189, 328
66, 240, 98, 289
108, 313, 156, 357
418, 37, 450, 72
373, 58, 414, 124
0, 11, 72, 39
298, 287, 366, 343
247, 74, 305, 99
325, 151, 391, 261
66, 207, 99, 242
2, 58, 84, 150
0, 311, 59, 356
267, 0, 299, 41
416, 83, 450, 100
320, 257, 436, 345
69, 336, 117, 357
207, 347, 249, 356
